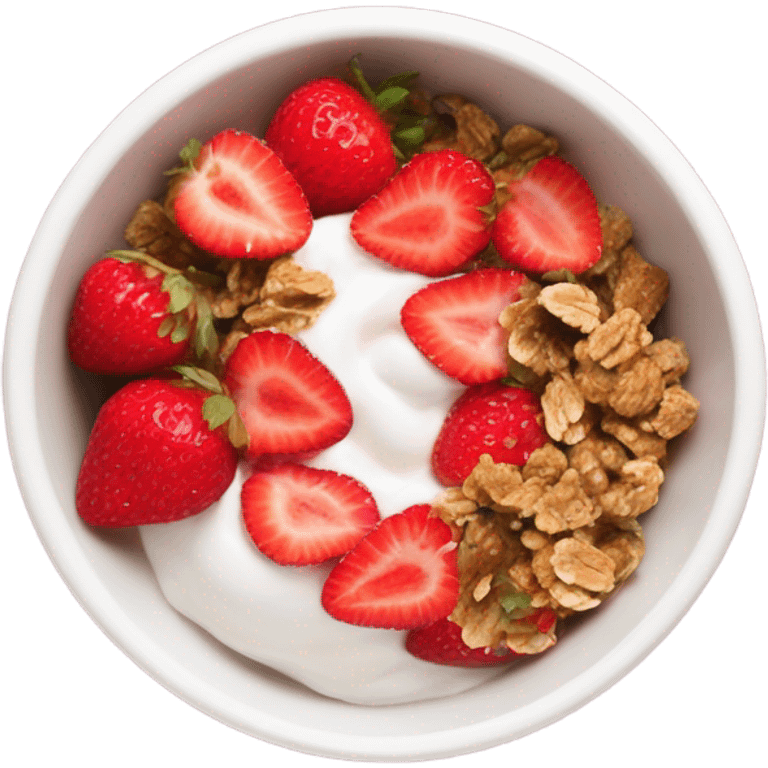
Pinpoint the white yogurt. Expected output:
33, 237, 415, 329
140, 214, 507, 705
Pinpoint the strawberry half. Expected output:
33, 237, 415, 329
173, 129, 312, 259
431, 381, 549, 486
491, 156, 602, 274
400, 268, 527, 385
405, 618, 520, 667
223, 330, 353, 460
321, 504, 459, 630
265, 77, 398, 217
241, 463, 380, 566
76, 379, 239, 527
350, 149, 495, 277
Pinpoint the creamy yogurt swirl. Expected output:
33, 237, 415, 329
140, 214, 506, 705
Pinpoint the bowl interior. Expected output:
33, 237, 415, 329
7, 8, 762, 761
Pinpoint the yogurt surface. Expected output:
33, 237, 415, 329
140, 214, 507, 705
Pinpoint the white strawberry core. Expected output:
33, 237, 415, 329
140, 214, 506, 705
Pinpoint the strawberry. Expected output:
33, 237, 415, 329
68, 252, 220, 375
223, 330, 353, 460
400, 268, 526, 385
75, 378, 239, 527
265, 77, 397, 217
350, 149, 495, 277
67, 257, 192, 375
172, 129, 312, 259
321, 504, 459, 630
491, 156, 602, 274
241, 463, 380, 566
431, 381, 549, 486
406, 608, 558, 666
405, 618, 520, 667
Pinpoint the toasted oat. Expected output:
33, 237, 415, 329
586, 308, 653, 369
500, 124, 559, 164
541, 373, 586, 442
607, 356, 666, 418
648, 385, 700, 439
550, 537, 616, 593
613, 245, 670, 324
599, 458, 664, 520
537, 283, 603, 333
500, 298, 572, 377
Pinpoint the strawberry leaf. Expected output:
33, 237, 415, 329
162, 273, 196, 313
193, 295, 218, 359
170, 315, 191, 344
157, 316, 175, 338
227, 410, 250, 449
374, 86, 409, 112
500, 592, 532, 614
202, 393, 236, 430
172, 364, 223, 394
375, 70, 419, 93
164, 137, 202, 176
393, 124, 426, 146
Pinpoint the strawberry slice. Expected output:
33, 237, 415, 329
350, 149, 495, 277
400, 268, 527, 385
223, 330, 353, 459
491, 156, 602, 274
321, 504, 459, 630
241, 463, 380, 566
405, 618, 520, 667
173, 129, 312, 259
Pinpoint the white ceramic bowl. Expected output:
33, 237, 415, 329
4, 7, 765, 761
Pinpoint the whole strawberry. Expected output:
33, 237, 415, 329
76, 378, 239, 527
431, 382, 549, 486
265, 77, 397, 217
405, 610, 557, 666
67, 257, 192, 375
405, 618, 520, 667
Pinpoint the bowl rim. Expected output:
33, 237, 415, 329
4, 6, 766, 761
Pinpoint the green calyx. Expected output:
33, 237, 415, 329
348, 56, 429, 161
163, 137, 202, 176
108, 249, 220, 360
172, 364, 249, 450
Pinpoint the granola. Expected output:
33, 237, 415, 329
421, 102, 699, 652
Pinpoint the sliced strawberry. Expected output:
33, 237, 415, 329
173, 129, 312, 259
400, 268, 526, 385
350, 149, 495, 277
431, 381, 549, 486
223, 330, 353, 460
491, 156, 602, 274
241, 463, 380, 566
405, 617, 520, 667
321, 504, 459, 630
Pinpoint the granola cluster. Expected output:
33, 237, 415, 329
122, 190, 335, 370
423, 96, 699, 655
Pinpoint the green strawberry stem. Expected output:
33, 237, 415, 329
347, 55, 428, 161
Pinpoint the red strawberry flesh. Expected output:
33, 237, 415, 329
491, 156, 602, 274
241, 463, 380, 566
321, 504, 459, 630
400, 268, 526, 384
173, 129, 312, 259
350, 149, 495, 277
223, 330, 353, 459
